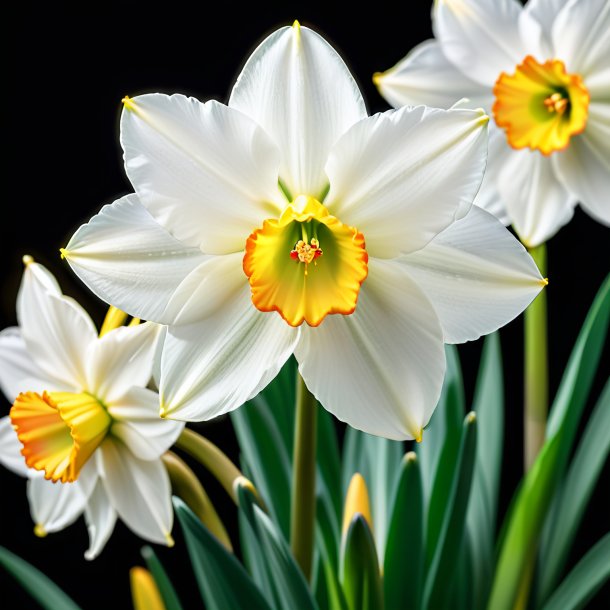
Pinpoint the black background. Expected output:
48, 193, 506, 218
3, 2, 609, 608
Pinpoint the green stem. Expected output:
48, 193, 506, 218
162, 451, 233, 551
290, 374, 318, 581
524, 243, 548, 471
174, 428, 243, 503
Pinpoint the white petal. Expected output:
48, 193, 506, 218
295, 258, 445, 440
229, 23, 367, 198
497, 148, 576, 246
325, 105, 489, 258
84, 481, 117, 560
375, 40, 492, 110
17, 262, 97, 391
107, 387, 183, 460
472, 128, 512, 225
551, 0, 610, 78
0, 416, 29, 477
519, 0, 567, 58
121, 94, 283, 253
27, 474, 88, 534
0, 327, 52, 402
553, 127, 610, 226
64, 194, 207, 324
86, 322, 160, 403
98, 437, 173, 546
433, 0, 526, 86
402, 206, 546, 344
160, 284, 298, 421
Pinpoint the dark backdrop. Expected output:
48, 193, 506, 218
3, 2, 609, 608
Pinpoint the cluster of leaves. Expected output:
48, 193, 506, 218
2, 276, 609, 609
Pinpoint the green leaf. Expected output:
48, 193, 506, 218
422, 412, 478, 610
237, 485, 318, 610
423, 345, 465, 565
141, 546, 184, 610
342, 428, 403, 558
383, 452, 424, 610
0, 545, 83, 610
316, 496, 349, 610
466, 333, 504, 606
488, 275, 610, 610
173, 497, 271, 610
232, 394, 293, 537
538, 377, 610, 603
341, 515, 383, 610
541, 532, 610, 610
418, 345, 465, 501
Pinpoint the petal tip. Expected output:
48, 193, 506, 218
415, 429, 423, 443
122, 96, 136, 111
59, 248, 68, 260
466, 411, 477, 425
540, 277, 549, 287
405, 451, 417, 463
34, 523, 47, 538
372, 71, 383, 86
22, 254, 34, 266
165, 532, 175, 547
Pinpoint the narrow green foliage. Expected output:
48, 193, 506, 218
467, 333, 504, 606
173, 497, 271, 610
141, 546, 184, 610
423, 412, 478, 610
341, 515, 383, 610
341, 428, 403, 558
0, 546, 83, 610
489, 275, 610, 610
238, 485, 319, 610
541, 532, 610, 610
538, 377, 610, 603
424, 345, 465, 565
383, 452, 424, 610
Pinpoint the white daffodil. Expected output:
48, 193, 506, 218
62, 22, 545, 441
375, 0, 610, 247
0, 258, 183, 559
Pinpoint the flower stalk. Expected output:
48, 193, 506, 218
524, 243, 548, 471
162, 451, 232, 551
290, 373, 318, 581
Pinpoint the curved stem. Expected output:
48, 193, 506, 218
162, 451, 232, 551
174, 427, 243, 503
524, 243, 548, 471
290, 374, 318, 581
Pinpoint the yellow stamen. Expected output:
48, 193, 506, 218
99, 305, 129, 337
10, 391, 111, 483
342, 473, 373, 537
244, 196, 368, 327
493, 56, 589, 155
130, 567, 166, 610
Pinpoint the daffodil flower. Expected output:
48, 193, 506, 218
0, 259, 182, 559
375, 0, 610, 247
63, 23, 545, 441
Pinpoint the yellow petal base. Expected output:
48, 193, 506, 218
493, 56, 589, 155
10, 391, 111, 483
243, 196, 368, 327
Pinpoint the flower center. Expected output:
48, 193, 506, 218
492, 56, 589, 155
243, 195, 368, 327
10, 391, 112, 482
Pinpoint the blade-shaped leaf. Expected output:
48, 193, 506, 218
541, 532, 610, 610
342, 428, 403, 558
173, 497, 271, 610
538, 377, 610, 603
383, 452, 424, 610
341, 515, 383, 610
0, 546, 82, 610
423, 412, 477, 610
237, 485, 318, 610
418, 344, 465, 501
489, 275, 610, 610
467, 332, 503, 606
141, 546, 184, 610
